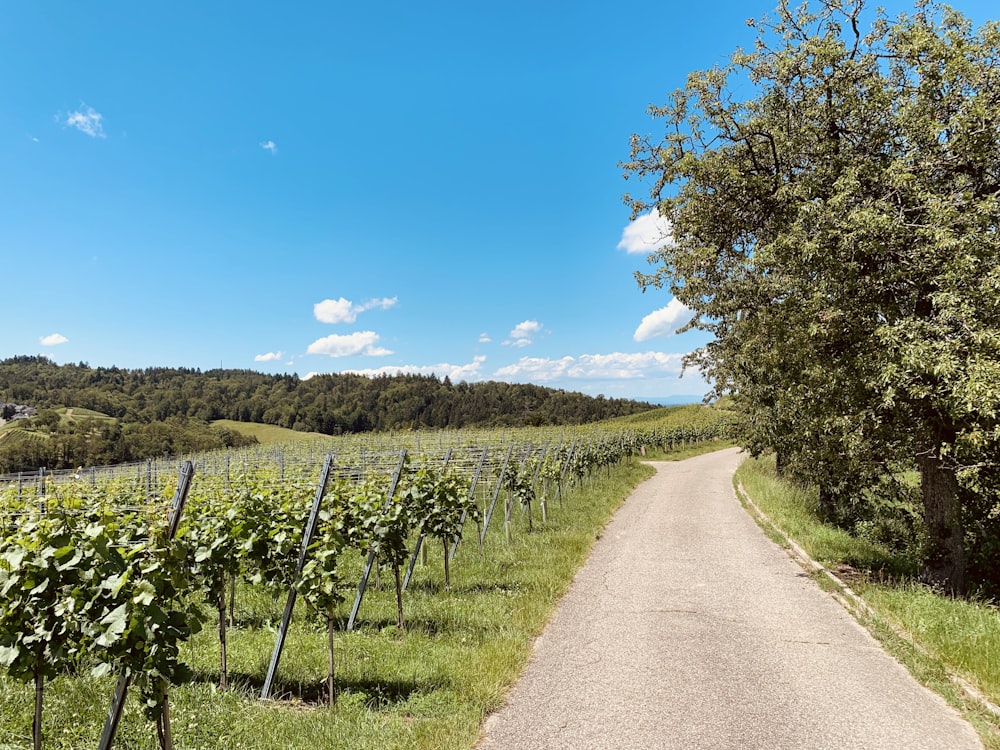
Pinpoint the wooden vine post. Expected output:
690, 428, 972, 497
450, 446, 488, 562
481, 444, 513, 544
346, 450, 408, 632
260, 453, 335, 701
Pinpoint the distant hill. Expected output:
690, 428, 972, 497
634, 395, 706, 406
0, 355, 658, 472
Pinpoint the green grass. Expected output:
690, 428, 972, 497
607, 402, 725, 429
735, 454, 1000, 748
211, 419, 328, 444
734, 456, 913, 576
0, 457, 658, 749
58, 407, 115, 422
860, 583, 1000, 702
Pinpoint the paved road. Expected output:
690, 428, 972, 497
476, 448, 983, 750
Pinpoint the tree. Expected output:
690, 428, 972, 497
622, 0, 1000, 594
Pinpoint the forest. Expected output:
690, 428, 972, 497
0, 356, 656, 472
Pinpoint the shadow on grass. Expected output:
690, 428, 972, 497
402, 578, 521, 596
338, 616, 459, 636
184, 668, 421, 709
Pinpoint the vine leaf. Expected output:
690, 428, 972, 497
0, 644, 18, 666
97, 603, 129, 647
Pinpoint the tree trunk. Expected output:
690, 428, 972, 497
775, 449, 786, 477
218, 591, 228, 691
33, 671, 43, 750
326, 615, 336, 707
393, 564, 405, 631
443, 537, 451, 590
156, 685, 173, 750
817, 485, 837, 525
918, 450, 966, 595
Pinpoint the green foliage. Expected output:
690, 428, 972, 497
0, 500, 203, 744
99, 522, 204, 722
402, 465, 478, 546
622, 0, 1000, 594
0, 408, 258, 474
0, 356, 657, 473
0, 511, 96, 684
294, 507, 347, 619
497, 460, 535, 514
231, 482, 310, 591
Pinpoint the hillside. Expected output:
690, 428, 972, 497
0, 356, 658, 472
210, 419, 327, 444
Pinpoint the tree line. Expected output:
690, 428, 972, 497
0, 356, 655, 472
623, 0, 1000, 596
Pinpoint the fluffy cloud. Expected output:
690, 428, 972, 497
40, 333, 68, 346
504, 320, 542, 347
64, 105, 105, 138
307, 331, 392, 357
633, 299, 694, 341
254, 351, 283, 362
260, 140, 277, 155
617, 210, 672, 255
478, 332, 492, 344
494, 351, 685, 382
345, 356, 487, 383
314, 296, 397, 324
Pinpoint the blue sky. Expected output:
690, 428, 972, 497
2, 1, 995, 403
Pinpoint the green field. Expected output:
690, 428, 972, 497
210, 419, 328, 444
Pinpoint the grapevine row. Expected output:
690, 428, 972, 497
0, 423, 725, 748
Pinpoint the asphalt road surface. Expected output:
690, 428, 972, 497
476, 448, 983, 750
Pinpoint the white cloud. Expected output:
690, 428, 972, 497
40, 333, 68, 346
494, 351, 685, 382
64, 105, 105, 138
345, 355, 487, 383
478, 332, 492, 344
314, 298, 355, 323
260, 140, 277, 155
617, 210, 672, 255
254, 351, 284, 362
633, 299, 694, 341
504, 319, 542, 347
363, 296, 397, 312
314, 296, 397, 324
307, 331, 392, 357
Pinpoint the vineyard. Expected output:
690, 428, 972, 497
0, 415, 727, 749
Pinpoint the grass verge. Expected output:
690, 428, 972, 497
734, 454, 1000, 749
0, 458, 659, 749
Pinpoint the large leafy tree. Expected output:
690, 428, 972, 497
623, 0, 1000, 594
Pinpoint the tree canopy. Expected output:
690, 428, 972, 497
622, 0, 1000, 594
0, 356, 657, 473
